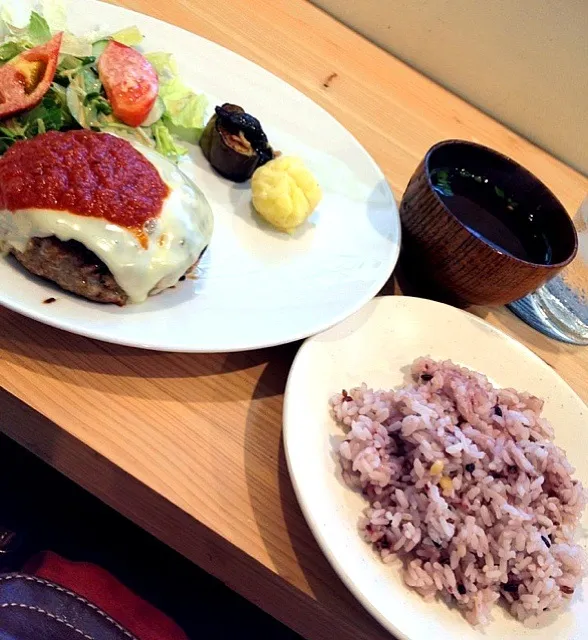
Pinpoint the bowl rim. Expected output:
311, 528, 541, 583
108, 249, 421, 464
423, 139, 578, 270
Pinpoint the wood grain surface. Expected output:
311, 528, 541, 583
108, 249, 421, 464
0, 1, 587, 639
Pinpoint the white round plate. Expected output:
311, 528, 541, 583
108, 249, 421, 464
0, 0, 400, 352
284, 296, 588, 640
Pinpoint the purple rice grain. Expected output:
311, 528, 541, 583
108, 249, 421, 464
331, 357, 587, 626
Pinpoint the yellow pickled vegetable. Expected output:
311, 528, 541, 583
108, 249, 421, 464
430, 460, 444, 475
251, 155, 322, 232
439, 476, 453, 495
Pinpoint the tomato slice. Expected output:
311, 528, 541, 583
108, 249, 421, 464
0, 33, 63, 119
98, 41, 159, 128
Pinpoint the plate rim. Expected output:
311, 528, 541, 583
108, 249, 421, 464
283, 295, 587, 639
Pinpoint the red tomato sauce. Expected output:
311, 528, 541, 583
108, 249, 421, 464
0, 131, 169, 235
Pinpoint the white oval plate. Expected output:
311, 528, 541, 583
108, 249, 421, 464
284, 296, 588, 640
0, 0, 400, 352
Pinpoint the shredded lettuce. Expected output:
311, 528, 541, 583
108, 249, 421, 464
0, 1, 29, 34
0, 11, 50, 56
66, 67, 111, 129
101, 122, 155, 148
56, 54, 97, 87
145, 52, 176, 83
39, 0, 68, 33
60, 32, 93, 58
146, 52, 208, 143
0, 22, 32, 61
0, 5, 205, 164
110, 25, 143, 46
152, 120, 187, 159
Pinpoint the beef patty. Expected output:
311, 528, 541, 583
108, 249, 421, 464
11, 237, 129, 305
11, 237, 208, 305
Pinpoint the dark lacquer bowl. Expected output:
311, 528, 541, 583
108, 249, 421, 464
399, 140, 578, 306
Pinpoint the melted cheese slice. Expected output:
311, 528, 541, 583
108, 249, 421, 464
0, 143, 214, 304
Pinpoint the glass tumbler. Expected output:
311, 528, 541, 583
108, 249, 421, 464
508, 194, 588, 344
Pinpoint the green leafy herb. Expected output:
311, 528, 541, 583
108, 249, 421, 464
432, 168, 453, 197
66, 67, 106, 129
0, 85, 76, 154
0, 118, 27, 154
83, 91, 102, 105
0, 9, 34, 62
94, 98, 112, 115
0, 40, 24, 62
55, 54, 97, 85
494, 186, 505, 198
84, 92, 112, 116
49, 82, 68, 108
28, 11, 51, 45
23, 90, 74, 134
0, 137, 17, 155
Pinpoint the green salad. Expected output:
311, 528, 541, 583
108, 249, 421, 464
0, 5, 208, 161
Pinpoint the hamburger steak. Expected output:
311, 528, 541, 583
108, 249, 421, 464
11, 237, 129, 306
10, 237, 207, 306
0, 131, 214, 305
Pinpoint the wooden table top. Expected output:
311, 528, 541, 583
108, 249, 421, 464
1, 1, 587, 638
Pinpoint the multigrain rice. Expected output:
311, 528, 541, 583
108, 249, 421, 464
331, 358, 586, 625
